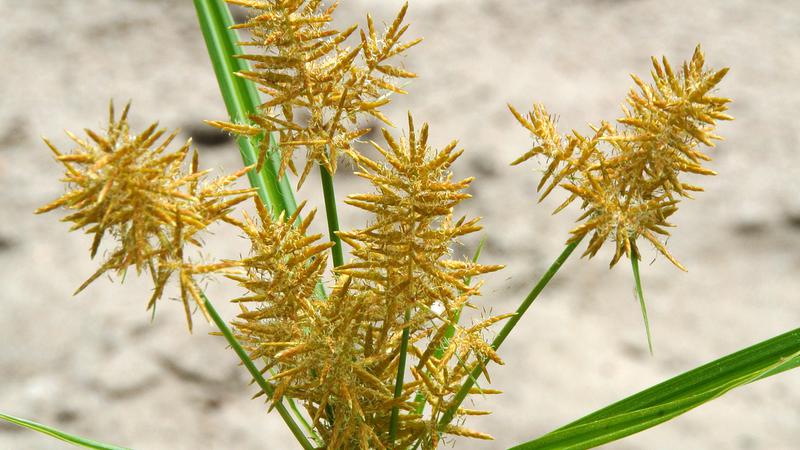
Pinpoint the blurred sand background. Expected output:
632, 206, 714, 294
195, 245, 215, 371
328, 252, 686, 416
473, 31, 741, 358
1, 0, 799, 449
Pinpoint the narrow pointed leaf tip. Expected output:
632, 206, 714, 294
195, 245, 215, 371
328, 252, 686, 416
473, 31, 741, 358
631, 253, 654, 354
0, 412, 131, 450
510, 328, 800, 449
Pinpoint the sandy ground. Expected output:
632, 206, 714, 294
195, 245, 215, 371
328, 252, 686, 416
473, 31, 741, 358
1, 0, 799, 449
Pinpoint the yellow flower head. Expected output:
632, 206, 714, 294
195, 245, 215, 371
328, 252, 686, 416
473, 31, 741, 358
510, 46, 732, 269
229, 114, 504, 448
37, 102, 254, 327
209, 0, 422, 187
337, 114, 504, 446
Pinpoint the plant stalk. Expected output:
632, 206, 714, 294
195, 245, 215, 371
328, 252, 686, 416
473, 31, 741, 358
201, 292, 316, 450
319, 163, 344, 267
631, 251, 654, 355
194, 0, 297, 217
437, 239, 582, 431
389, 309, 412, 445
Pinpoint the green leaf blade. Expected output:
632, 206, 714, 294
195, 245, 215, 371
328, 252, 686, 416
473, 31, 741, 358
0, 412, 131, 450
509, 328, 800, 449
193, 0, 298, 217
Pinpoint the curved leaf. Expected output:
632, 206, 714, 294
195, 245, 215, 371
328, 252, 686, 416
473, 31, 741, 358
0, 412, 131, 450
509, 328, 800, 449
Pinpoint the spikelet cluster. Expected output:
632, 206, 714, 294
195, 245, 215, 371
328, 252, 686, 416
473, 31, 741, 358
37, 103, 254, 327
510, 46, 732, 269
230, 115, 503, 448
209, 0, 421, 187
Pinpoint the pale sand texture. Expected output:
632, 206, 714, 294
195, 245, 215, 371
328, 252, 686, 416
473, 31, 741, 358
0, 1, 798, 449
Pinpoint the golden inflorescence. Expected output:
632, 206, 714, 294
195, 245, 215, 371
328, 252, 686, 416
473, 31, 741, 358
231, 114, 504, 448
37, 102, 254, 328
209, 0, 421, 187
510, 46, 732, 269
38, 0, 733, 448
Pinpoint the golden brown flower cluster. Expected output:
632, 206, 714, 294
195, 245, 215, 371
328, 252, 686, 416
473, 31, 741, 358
230, 115, 504, 448
510, 46, 732, 269
37, 103, 253, 328
210, 0, 421, 187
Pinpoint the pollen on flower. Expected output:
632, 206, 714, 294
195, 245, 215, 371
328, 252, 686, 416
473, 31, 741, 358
510, 45, 732, 269
37, 102, 254, 328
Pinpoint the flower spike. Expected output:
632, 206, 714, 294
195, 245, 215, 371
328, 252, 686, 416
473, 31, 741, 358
210, 0, 421, 188
511, 45, 732, 269
38, 102, 254, 328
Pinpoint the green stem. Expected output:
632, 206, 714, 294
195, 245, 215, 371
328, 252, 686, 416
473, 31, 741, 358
195, 0, 316, 292
319, 164, 344, 267
194, 0, 275, 208
201, 292, 316, 450
389, 309, 412, 445
194, 0, 297, 217
318, 162, 342, 425
437, 239, 582, 431
268, 134, 299, 217
414, 237, 487, 414
631, 251, 654, 355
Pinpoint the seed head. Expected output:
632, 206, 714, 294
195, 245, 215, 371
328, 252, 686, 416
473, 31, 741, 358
229, 115, 504, 448
510, 45, 732, 269
210, 0, 422, 187
37, 102, 254, 328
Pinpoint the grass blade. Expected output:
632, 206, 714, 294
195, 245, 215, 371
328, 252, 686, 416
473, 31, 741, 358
509, 328, 800, 449
0, 412, 131, 450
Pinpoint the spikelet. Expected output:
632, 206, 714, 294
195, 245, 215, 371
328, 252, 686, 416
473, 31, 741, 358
510, 46, 732, 269
227, 200, 375, 446
228, 199, 332, 358
210, 0, 421, 187
37, 102, 254, 328
229, 201, 393, 448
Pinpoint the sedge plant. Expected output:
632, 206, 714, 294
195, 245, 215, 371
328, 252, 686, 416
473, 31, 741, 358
4, 1, 799, 449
